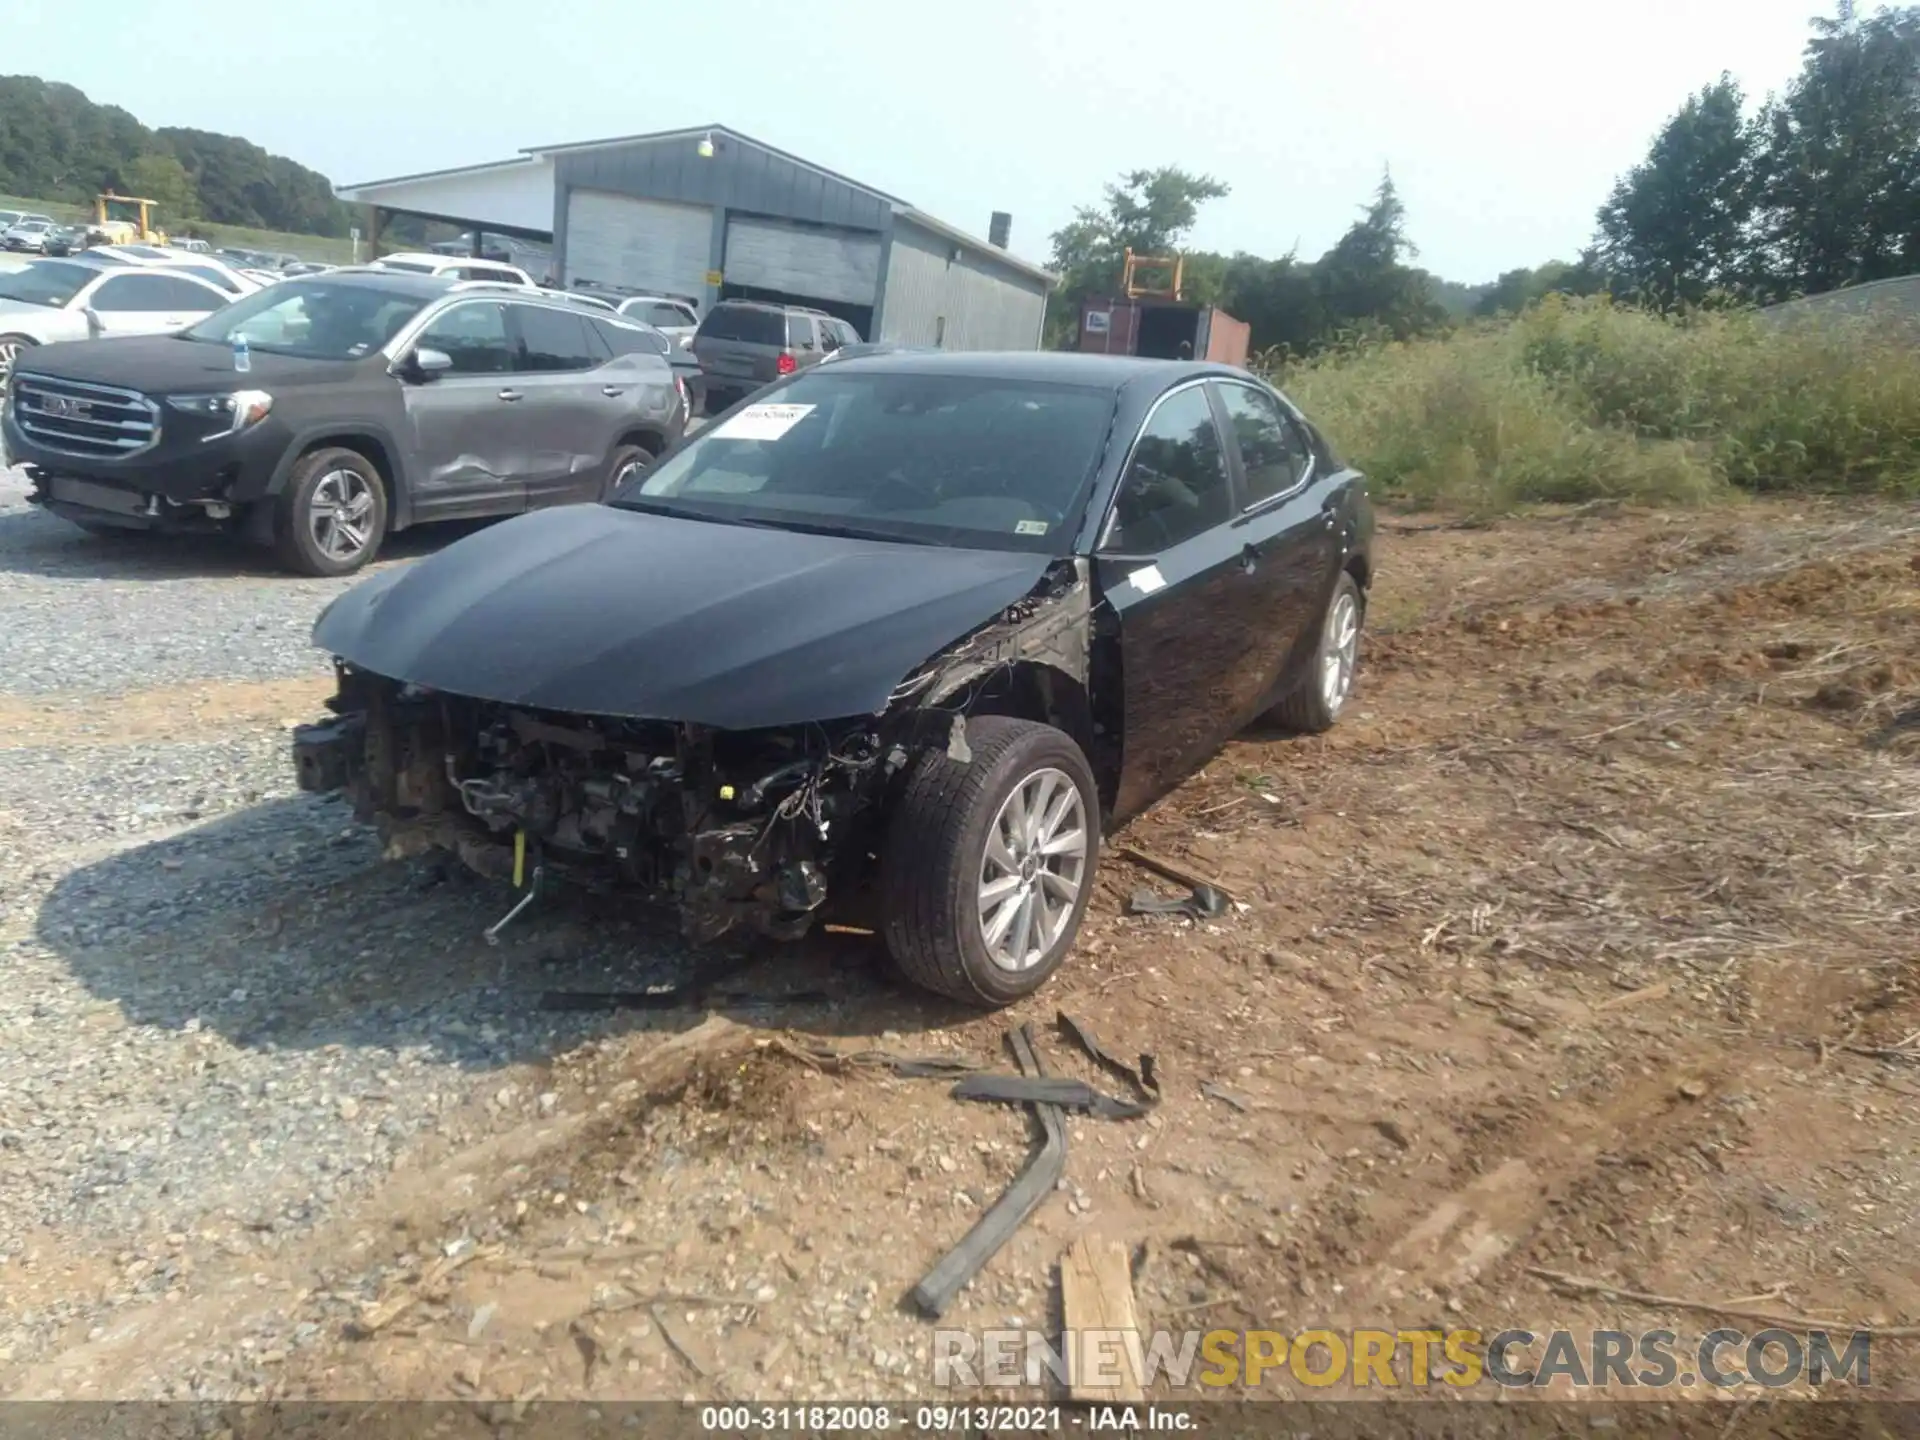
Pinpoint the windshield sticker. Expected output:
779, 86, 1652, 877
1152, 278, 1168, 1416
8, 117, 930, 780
1014, 519, 1050, 536
1128, 564, 1167, 596
714, 403, 817, 441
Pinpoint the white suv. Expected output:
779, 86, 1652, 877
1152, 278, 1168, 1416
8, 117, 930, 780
371, 252, 535, 287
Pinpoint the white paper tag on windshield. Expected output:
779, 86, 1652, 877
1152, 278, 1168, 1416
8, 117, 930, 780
1014, 519, 1050, 536
714, 403, 816, 441
1127, 564, 1167, 595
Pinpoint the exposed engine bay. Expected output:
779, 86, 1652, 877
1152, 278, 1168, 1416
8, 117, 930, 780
291, 560, 1098, 945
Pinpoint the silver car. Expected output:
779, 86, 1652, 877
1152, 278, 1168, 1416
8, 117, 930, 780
0, 257, 232, 390
614, 294, 700, 348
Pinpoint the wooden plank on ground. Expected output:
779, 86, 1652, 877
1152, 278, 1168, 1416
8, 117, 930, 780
1059, 1237, 1145, 1403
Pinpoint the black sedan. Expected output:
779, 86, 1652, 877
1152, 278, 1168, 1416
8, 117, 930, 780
292, 353, 1374, 1005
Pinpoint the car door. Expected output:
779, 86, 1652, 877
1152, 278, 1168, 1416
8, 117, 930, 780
1212, 379, 1339, 710
81, 271, 224, 335
396, 298, 528, 517
1093, 382, 1275, 823
507, 301, 625, 503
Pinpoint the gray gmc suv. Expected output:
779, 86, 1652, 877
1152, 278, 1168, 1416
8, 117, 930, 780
2, 268, 688, 575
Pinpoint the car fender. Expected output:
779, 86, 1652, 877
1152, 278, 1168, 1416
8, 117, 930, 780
264, 422, 418, 530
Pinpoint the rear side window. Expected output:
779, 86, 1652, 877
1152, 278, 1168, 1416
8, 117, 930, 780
696, 304, 783, 345
787, 313, 817, 351
1105, 386, 1232, 553
513, 304, 598, 371
1217, 382, 1313, 505
595, 319, 669, 358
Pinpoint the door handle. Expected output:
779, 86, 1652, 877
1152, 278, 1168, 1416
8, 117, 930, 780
497, 388, 523, 402
601, 385, 628, 397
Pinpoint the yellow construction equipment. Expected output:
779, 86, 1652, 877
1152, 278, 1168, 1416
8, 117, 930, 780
91, 192, 168, 246
1121, 248, 1184, 300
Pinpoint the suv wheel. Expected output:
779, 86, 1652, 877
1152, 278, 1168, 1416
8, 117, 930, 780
601, 443, 653, 501
273, 448, 388, 577
880, 716, 1101, 1007
1264, 571, 1364, 733
0, 333, 35, 389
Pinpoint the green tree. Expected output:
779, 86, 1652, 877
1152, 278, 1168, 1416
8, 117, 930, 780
121, 151, 195, 224
1751, 2, 1920, 297
1045, 166, 1230, 346
1312, 170, 1446, 340
1593, 75, 1758, 307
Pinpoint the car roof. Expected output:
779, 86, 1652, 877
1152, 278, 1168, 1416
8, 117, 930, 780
291, 266, 464, 298
808, 349, 1255, 393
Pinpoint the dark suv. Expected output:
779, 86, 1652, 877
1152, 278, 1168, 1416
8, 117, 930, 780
2, 269, 687, 575
691, 300, 861, 411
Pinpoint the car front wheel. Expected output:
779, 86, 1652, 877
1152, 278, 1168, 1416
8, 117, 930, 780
880, 716, 1101, 1007
0, 333, 36, 388
272, 448, 388, 576
1265, 570, 1364, 733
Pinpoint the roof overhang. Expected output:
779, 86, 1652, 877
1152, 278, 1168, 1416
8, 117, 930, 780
336, 155, 556, 236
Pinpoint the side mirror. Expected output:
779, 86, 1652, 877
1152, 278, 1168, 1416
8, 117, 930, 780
82, 306, 104, 337
410, 347, 453, 380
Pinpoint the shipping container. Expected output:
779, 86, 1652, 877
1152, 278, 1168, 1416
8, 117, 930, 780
1076, 298, 1250, 367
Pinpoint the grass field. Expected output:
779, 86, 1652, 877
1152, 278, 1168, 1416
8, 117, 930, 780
0, 193, 355, 263
1274, 294, 1920, 513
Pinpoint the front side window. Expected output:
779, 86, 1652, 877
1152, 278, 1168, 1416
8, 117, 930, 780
1218, 382, 1312, 505
90, 273, 193, 313
619, 370, 1116, 552
1104, 386, 1231, 553
416, 301, 512, 374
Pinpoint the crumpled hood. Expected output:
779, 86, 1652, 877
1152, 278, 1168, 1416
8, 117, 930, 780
314, 504, 1053, 730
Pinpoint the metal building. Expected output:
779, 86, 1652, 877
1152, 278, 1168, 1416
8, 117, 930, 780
336, 125, 1054, 348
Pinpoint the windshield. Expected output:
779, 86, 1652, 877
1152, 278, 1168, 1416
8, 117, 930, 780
180, 279, 428, 360
0, 260, 99, 308
616, 370, 1116, 553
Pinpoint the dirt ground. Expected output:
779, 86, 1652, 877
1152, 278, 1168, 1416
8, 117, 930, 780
8, 497, 1918, 1416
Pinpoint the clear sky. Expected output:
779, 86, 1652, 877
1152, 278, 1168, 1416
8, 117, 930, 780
5, 0, 1828, 282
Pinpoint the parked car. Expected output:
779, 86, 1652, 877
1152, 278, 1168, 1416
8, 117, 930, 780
288, 352, 1374, 1005
41, 225, 87, 257
690, 300, 861, 411
0, 257, 232, 392
3, 219, 57, 253
5, 269, 688, 574
281, 261, 332, 278
175, 237, 212, 254
0, 211, 21, 232
614, 294, 699, 348
82, 246, 263, 298
371, 251, 535, 287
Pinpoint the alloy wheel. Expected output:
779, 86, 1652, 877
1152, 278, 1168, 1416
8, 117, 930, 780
308, 468, 376, 562
977, 767, 1089, 972
1321, 589, 1360, 711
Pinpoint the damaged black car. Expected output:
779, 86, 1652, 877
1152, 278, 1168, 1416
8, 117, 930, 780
293, 352, 1374, 1005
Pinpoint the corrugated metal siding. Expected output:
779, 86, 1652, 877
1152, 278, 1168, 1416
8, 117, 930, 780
879, 220, 1049, 350
553, 137, 892, 231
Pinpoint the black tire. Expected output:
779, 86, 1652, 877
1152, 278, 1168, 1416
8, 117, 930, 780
271, 447, 388, 577
880, 716, 1101, 1007
600, 443, 653, 501
1265, 570, 1365, 733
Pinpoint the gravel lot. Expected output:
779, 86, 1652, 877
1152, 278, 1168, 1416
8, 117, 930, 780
0, 467, 717, 1387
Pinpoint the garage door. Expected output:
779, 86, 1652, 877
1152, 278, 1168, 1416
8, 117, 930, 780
723, 216, 882, 305
563, 189, 712, 299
